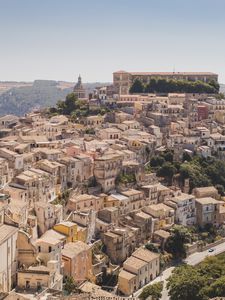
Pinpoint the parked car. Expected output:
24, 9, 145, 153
208, 248, 214, 252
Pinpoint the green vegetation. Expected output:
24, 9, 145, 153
150, 150, 174, 167
160, 253, 173, 270
102, 269, 118, 287
139, 282, 163, 300
150, 151, 225, 193
179, 155, 225, 191
144, 163, 152, 174
116, 173, 136, 184
49, 92, 88, 117
130, 78, 220, 94
52, 189, 70, 205
145, 243, 160, 253
195, 223, 222, 244
85, 128, 96, 135
150, 150, 176, 185
0, 81, 110, 116
167, 255, 225, 300
49, 92, 111, 120
164, 224, 222, 260
130, 79, 145, 94
156, 162, 177, 185
64, 276, 78, 294
165, 225, 192, 259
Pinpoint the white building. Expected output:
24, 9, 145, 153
208, 133, 225, 153
0, 222, 18, 292
167, 192, 196, 226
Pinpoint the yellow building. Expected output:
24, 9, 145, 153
53, 221, 78, 242
77, 226, 87, 242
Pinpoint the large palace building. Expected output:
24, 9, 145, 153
113, 70, 218, 95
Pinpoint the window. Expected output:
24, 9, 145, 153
49, 246, 52, 253
37, 282, 41, 290
26, 281, 30, 289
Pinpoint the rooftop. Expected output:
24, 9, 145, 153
124, 256, 147, 270
114, 70, 218, 76
195, 197, 221, 205
154, 229, 171, 239
132, 248, 159, 262
119, 269, 136, 280
171, 193, 194, 203
121, 189, 142, 197
41, 229, 66, 241
0, 224, 18, 245
62, 241, 90, 258
55, 221, 76, 227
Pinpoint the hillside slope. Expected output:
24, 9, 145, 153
0, 80, 110, 116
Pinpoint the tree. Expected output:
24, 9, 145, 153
145, 79, 157, 93
116, 173, 136, 184
208, 80, 220, 93
85, 128, 96, 135
179, 161, 211, 191
156, 162, 177, 185
182, 152, 192, 162
163, 151, 174, 163
131, 78, 218, 95
215, 184, 225, 196
64, 276, 78, 294
165, 225, 191, 259
150, 156, 165, 168
145, 243, 159, 253
56, 93, 78, 115
167, 265, 207, 300
62, 93, 78, 115
167, 254, 225, 300
129, 79, 144, 93
198, 256, 225, 281
139, 282, 163, 300
203, 275, 225, 298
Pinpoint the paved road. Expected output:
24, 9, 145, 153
134, 241, 225, 300
185, 241, 225, 265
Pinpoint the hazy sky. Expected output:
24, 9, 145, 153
0, 0, 225, 83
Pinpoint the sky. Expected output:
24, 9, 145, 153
0, 0, 225, 83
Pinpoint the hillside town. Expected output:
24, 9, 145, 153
1, 71, 225, 300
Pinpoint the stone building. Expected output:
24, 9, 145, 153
94, 151, 123, 192
118, 247, 160, 296
0, 223, 18, 292
113, 70, 218, 95
73, 75, 86, 99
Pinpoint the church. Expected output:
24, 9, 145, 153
73, 75, 86, 99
